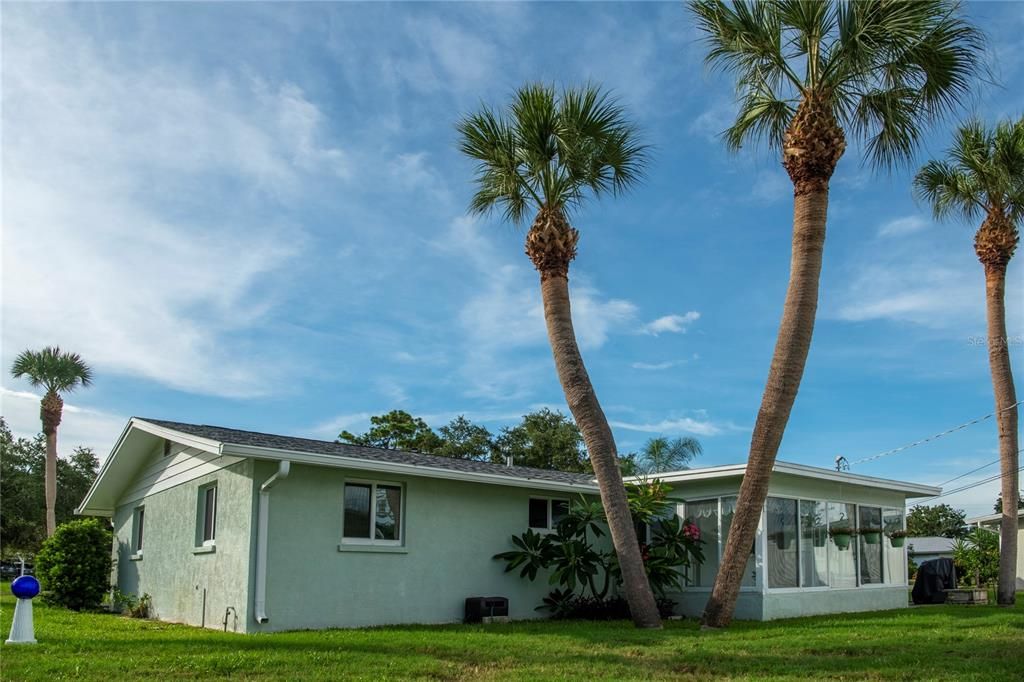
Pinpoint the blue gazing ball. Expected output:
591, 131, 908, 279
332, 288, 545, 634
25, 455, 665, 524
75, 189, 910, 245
11, 575, 40, 600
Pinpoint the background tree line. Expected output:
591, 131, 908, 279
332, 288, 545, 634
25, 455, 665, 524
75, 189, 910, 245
338, 408, 701, 476
0, 417, 99, 555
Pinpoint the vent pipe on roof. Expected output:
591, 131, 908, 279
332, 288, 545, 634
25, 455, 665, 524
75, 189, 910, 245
254, 460, 290, 625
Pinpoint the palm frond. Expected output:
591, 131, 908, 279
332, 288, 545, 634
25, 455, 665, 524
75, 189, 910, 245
456, 83, 647, 220
915, 117, 1024, 226
10, 346, 93, 394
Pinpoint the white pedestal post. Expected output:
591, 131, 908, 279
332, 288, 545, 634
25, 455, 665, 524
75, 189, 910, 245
6, 598, 37, 645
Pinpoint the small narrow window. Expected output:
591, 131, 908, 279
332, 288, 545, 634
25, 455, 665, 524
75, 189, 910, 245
133, 507, 145, 553
163, 439, 172, 457
201, 485, 217, 544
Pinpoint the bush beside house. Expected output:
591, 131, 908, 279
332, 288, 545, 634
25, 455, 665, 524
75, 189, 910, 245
34, 518, 112, 610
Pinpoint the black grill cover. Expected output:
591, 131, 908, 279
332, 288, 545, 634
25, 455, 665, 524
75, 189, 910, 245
912, 557, 957, 605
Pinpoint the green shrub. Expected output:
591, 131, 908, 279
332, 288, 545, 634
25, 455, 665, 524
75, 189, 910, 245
35, 518, 112, 610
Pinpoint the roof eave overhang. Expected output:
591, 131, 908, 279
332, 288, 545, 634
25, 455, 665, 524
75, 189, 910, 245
220, 442, 600, 494
627, 460, 941, 497
76, 418, 224, 517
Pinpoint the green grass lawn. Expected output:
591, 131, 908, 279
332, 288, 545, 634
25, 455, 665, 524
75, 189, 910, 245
2, 588, 1021, 681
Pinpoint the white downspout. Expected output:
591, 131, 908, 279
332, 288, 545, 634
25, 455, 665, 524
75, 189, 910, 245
254, 460, 290, 624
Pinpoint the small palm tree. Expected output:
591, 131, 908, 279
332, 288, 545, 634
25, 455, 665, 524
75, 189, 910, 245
638, 436, 703, 474
689, 0, 981, 627
915, 117, 1023, 606
11, 347, 93, 536
457, 83, 662, 628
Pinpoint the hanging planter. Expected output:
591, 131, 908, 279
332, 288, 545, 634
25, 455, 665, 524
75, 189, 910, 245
774, 532, 793, 550
829, 527, 855, 550
860, 526, 883, 545
812, 533, 827, 548
887, 530, 907, 548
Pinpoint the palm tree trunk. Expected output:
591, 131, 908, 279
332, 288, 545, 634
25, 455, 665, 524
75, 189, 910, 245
44, 430, 58, 536
41, 390, 64, 537
702, 186, 829, 628
983, 263, 1019, 606
539, 272, 662, 628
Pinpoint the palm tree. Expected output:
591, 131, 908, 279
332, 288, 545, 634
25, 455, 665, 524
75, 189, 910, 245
457, 83, 662, 628
688, 0, 981, 627
11, 347, 94, 536
638, 436, 703, 474
915, 117, 1023, 606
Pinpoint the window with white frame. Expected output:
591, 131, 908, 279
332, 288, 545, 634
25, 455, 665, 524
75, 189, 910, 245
199, 484, 217, 545
721, 496, 756, 587
858, 505, 884, 584
132, 506, 145, 554
827, 502, 858, 588
882, 507, 906, 584
766, 497, 799, 588
528, 497, 569, 531
686, 499, 719, 587
799, 499, 828, 588
343, 481, 404, 544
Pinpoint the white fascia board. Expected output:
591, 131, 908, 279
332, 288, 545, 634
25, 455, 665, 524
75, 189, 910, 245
220, 442, 601, 494
967, 510, 1024, 524
76, 418, 225, 516
131, 419, 224, 454
627, 460, 941, 497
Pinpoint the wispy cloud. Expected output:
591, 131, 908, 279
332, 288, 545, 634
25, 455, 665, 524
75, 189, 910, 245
1, 10, 339, 397
1, 387, 126, 460
639, 312, 700, 336
878, 215, 928, 238
750, 170, 790, 204
610, 415, 730, 437
631, 361, 677, 371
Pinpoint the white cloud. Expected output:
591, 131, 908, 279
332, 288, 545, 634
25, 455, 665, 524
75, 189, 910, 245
878, 215, 929, 238
437, 217, 642, 399
610, 416, 727, 437
689, 99, 736, 142
0, 10, 345, 397
640, 312, 700, 336
1, 387, 126, 461
631, 361, 677, 371
750, 171, 791, 204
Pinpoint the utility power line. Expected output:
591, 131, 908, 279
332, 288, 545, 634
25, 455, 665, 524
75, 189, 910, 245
851, 400, 1023, 466
916, 457, 1024, 504
935, 458, 1000, 488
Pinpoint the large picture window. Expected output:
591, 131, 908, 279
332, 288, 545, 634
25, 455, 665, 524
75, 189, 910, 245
343, 481, 404, 545
766, 497, 798, 588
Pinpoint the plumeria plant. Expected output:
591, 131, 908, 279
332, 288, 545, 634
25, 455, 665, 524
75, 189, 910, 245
494, 480, 705, 618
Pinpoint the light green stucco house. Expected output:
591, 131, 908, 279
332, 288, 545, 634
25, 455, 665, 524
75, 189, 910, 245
79, 418, 939, 632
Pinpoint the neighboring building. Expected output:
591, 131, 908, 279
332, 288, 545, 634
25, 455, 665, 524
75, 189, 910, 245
906, 536, 958, 567
966, 509, 1024, 590
79, 418, 939, 632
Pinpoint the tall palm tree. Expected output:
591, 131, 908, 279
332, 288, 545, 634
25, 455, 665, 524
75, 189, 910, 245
915, 117, 1023, 606
11, 347, 93, 536
638, 436, 703, 474
688, 0, 981, 627
457, 84, 662, 628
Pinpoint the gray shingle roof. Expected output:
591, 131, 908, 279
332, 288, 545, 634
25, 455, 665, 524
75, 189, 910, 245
139, 418, 598, 487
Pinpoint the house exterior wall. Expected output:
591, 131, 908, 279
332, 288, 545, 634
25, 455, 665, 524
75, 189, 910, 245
663, 472, 910, 621
112, 447, 255, 632
253, 460, 602, 632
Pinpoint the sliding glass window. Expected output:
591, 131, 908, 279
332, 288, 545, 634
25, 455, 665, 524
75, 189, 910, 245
799, 500, 828, 588
766, 497, 798, 588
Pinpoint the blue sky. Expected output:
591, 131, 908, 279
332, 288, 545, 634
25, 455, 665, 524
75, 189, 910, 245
2, 2, 1021, 517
